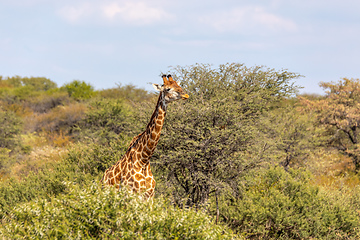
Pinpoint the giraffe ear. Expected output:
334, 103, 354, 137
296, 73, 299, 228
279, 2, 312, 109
152, 84, 163, 91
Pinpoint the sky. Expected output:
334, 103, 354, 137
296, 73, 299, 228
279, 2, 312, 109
0, 0, 359, 94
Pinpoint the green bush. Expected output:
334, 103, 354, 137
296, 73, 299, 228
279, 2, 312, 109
0, 148, 17, 178
63, 80, 96, 100
0, 139, 128, 218
0, 76, 57, 103
64, 140, 128, 177
20, 77, 57, 91
12, 85, 40, 101
1, 182, 236, 239
215, 167, 360, 239
0, 110, 23, 149
0, 76, 57, 91
98, 84, 152, 102
0, 171, 67, 219
25, 91, 70, 113
78, 99, 142, 144
83, 99, 133, 134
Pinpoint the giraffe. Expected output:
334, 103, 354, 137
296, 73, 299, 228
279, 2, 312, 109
101, 74, 189, 198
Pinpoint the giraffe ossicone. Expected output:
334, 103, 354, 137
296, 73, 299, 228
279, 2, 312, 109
101, 74, 189, 198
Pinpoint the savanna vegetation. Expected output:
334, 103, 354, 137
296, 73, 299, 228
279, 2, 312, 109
1, 64, 360, 239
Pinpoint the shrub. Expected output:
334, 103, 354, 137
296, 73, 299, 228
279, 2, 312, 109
0, 76, 57, 91
98, 84, 152, 102
64, 140, 128, 177
0, 172, 68, 219
0, 148, 13, 178
0, 150, 95, 219
63, 80, 96, 100
25, 91, 70, 113
0, 110, 23, 149
20, 77, 57, 91
26, 103, 87, 133
7, 145, 67, 179
0, 182, 236, 239
12, 85, 40, 101
79, 99, 141, 143
214, 167, 360, 239
1, 102, 33, 118
0, 138, 129, 219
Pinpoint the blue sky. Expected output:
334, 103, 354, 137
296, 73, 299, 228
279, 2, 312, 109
1, 0, 359, 94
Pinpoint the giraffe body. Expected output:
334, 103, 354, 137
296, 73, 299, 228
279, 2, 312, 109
102, 75, 188, 198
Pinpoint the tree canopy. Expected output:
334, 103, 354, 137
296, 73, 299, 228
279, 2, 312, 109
300, 78, 360, 171
152, 63, 301, 206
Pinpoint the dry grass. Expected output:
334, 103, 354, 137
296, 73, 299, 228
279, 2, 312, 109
24, 103, 87, 133
307, 148, 360, 189
10, 145, 68, 180
2, 133, 71, 180
22, 131, 72, 148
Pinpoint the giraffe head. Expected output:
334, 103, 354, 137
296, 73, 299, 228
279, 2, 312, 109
153, 75, 189, 103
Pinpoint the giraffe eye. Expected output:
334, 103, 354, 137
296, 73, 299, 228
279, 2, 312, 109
165, 88, 171, 92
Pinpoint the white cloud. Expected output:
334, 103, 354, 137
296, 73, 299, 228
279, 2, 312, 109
57, 1, 170, 26
58, 3, 93, 23
102, 2, 169, 25
200, 6, 297, 35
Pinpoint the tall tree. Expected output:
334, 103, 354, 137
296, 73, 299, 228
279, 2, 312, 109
300, 78, 360, 171
260, 103, 317, 170
150, 63, 300, 206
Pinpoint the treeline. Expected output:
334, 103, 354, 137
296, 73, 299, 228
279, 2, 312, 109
0, 64, 360, 239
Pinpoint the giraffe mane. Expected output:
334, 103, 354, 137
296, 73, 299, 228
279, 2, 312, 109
126, 132, 144, 153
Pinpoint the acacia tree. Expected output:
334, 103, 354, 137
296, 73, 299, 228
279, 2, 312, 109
150, 63, 300, 207
260, 104, 317, 170
300, 78, 360, 171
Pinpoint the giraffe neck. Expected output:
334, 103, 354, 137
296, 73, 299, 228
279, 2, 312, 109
133, 91, 167, 169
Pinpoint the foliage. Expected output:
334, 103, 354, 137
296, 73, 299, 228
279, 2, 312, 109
63, 80, 96, 100
0, 170, 70, 219
25, 91, 70, 113
0, 76, 65, 129
0, 109, 23, 149
0, 142, 112, 219
152, 63, 301, 207
214, 167, 360, 239
0, 136, 130, 213
259, 103, 321, 170
98, 84, 153, 102
26, 103, 87, 133
79, 99, 141, 143
0, 76, 58, 104
0, 148, 13, 177
13, 85, 41, 101
0, 76, 57, 91
64, 140, 127, 177
300, 78, 360, 171
0, 182, 235, 239
2, 66, 360, 238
